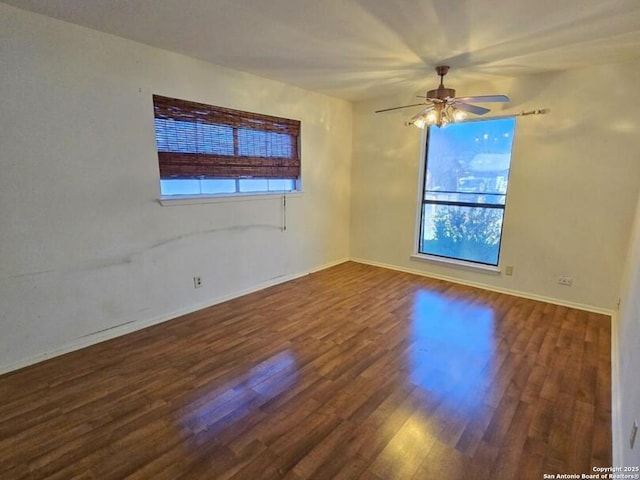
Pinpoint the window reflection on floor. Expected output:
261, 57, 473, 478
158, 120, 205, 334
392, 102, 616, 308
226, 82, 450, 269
409, 289, 496, 408
180, 350, 299, 435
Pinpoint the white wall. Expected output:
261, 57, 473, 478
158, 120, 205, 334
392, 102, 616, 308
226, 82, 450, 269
0, 4, 352, 372
615, 188, 640, 466
351, 63, 640, 312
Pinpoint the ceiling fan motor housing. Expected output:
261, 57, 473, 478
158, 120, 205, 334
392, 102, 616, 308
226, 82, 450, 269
426, 86, 456, 101
427, 65, 455, 100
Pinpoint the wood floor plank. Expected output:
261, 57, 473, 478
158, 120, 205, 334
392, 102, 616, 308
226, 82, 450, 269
0, 262, 612, 479
367, 399, 439, 480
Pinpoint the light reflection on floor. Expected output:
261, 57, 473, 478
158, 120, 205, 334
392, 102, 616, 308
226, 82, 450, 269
181, 288, 497, 455
181, 349, 299, 436
408, 289, 496, 406
375, 289, 499, 471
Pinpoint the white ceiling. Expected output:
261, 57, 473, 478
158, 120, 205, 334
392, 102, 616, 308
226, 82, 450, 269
5, 0, 640, 101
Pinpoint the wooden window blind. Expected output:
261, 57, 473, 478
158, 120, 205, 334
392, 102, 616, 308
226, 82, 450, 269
152, 95, 301, 179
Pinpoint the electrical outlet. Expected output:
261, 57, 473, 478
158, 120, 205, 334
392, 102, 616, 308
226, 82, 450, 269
505, 266, 514, 276
631, 420, 638, 449
193, 276, 202, 288
557, 276, 573, 286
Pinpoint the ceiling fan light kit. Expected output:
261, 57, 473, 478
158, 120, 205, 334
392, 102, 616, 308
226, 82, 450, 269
405, 108, 549, 127
376, 65, 511, 128
410, 103, 468, 129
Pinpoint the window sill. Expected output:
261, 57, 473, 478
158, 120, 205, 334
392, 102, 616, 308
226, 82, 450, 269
410, 253, 501, 274
159, 191, 302, 206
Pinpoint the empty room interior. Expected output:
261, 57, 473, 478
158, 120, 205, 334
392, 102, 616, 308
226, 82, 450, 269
2, 1, 640, 479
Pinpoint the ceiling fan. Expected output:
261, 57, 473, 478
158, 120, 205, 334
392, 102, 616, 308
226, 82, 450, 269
375, 66, 510, 128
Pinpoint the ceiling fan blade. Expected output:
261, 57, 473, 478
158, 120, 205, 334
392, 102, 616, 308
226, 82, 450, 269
409, 105, 435, 122
453, 102, 491, 115
455, 95, 510, 103
375, 102, 428, 113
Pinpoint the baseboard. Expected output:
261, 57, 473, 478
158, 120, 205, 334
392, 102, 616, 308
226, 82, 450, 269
349, 257, 614, 316
611, 311, 623, 467
0, 257, 349, 376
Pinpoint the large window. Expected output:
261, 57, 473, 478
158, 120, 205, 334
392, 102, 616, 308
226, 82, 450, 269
152, 95, 301, 197
418, 118, 516, 266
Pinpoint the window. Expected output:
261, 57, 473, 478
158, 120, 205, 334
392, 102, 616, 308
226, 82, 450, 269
152, 95, 301, 197
418, 118, 516, 266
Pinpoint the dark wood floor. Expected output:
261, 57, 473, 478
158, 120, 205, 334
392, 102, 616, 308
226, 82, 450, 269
0, 262, 612, 479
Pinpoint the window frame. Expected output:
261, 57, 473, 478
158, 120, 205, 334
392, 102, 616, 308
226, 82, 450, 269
412, 118, 515, 271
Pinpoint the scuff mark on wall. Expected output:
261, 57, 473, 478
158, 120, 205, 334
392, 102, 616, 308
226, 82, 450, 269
7, 222, 283, 279
79, 319, 137, 337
